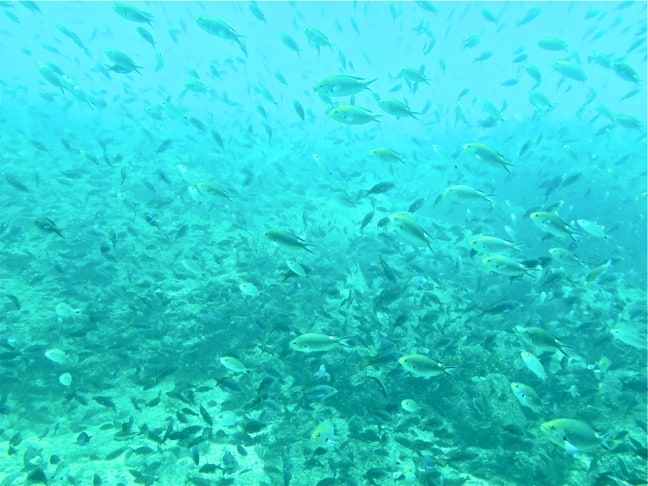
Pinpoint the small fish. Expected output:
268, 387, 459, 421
293, 101, 305, 121
303, 27, 333, 53
264, 230, 315, 253
481, 255, 533, 277
219, 356, 250, 373
34, 217, 64, 238
314, 75, 376, 97
311, 420, 335, 449
510, 382, 543, 412
369, 147, 406, 164
280, 32, 300, 56
469, 236, 522, 254
553, 60, 587, 82
388, 212, 433, 250
113, 3, 153, 24
377, 98, 419, 119
328, 104, 380, 124
610, 328, 647, 350
400, 398, 420, 413
398, 354, 455, 378
516, 326, 570, 356
239, 282, 262, 297
289, 333, 351, 353
305, 385, 338, 403
520, 351, 547, 381
363, 181, 395, 197
530, 211, 579, 240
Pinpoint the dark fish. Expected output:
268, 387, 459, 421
49, 455, 61, 464
146, 393, 161, 407
93, 396, 116, 409
199, 464, 220, 474
293, 101, 305, 121
155, 139, 172, 154
76, 431, 92, 445
222, 450, 238, 475
407, 197, 425, 213
33, 218, 64, 238
93, 473, 102, 486
199, 404, 213, 427
236, 444, 248, 456
376, 216, 390, 228
359, 209, 374, 233
478, 299, 521, 316
129, 469, 156, 485
189, 446, 200, 465
5, 174, 29, 192
210, 130, 224, 150
26, 468, 48, 484
363, 181, 395, 197
249, 1, 266, 22
136, 27, 155, 48
105, 446, 128, 460
5, 294, 20, 310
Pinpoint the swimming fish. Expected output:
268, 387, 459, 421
369, 147, 405, 164
435, 184, 494, 206
239, 282, 262, 297
264, 230, 315, 253
510, 382, 543, 412
481, 255, 533, 277
311, 420, 335, 449
314, 75, 376, 97
540, 419, 610, 453
105, 48, 141, 74
468, 236, 522, 254
377, 98, 419, 119
398, 354, 455, 378
328, 105, 380, 124
520, 351, 547, 381
463, 142, 512, 172
553, 61, 587, 82
400, 399, 420, 413
529, 211, 579, 240
195, 16, 247, 56
516, 326, 570, 356
113, 3, 153, 24
388, 212, 434, 249
289, 333, 351, 352
219, 356, 250, 373
303, 27, 333, 53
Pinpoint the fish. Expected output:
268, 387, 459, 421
105, 48, 141, 74
610, 328, 647, 350
311, 420, 335, 449
314, 75, 376, 97
537, 37, 568, 51
369, 147, 405, 164
516, 326, 570, 356
541, 419, 610, 453
285, 259, 308, 277
303, 27, 333, 53
289, 333, 351, 352
195, 16, 247, 56
132, 27, 155, 51
611, 61, 640, 83
280, 32, 300, 56
113, 3, 154, 24
264, 230, 315, 253
529, 211, 579, 240
398, 354, 455, 378
363, 180, 395, 197
585, 260, 611, 284
239, 282, 262, 297
305, 385, 338, 403
469, 236, 522, 254
510, 382, 543, 412
34, 217, 64, 238
293, 101, 305, 121
397, 66, 431, 86
377, 98, 419, 119
553, 61, 587, 81
517, 7, 541, 27
435, 184, 494, 206
388, 212, 434, 250
248, 1, 266, 23
219, 356, 250, 373
478, 299, 521, 316
400, 399, 420, 413
328, 104, 380, 124
548, 247, 586, 267
520, 351, 547, 381
481, 255, 533, 277
463, 142, 513, 172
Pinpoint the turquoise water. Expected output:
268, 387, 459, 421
1, 1, 647, 485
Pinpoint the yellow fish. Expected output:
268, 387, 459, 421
398, 354, 455, 378
289, 333, 351, 353
311, 420, 335, 448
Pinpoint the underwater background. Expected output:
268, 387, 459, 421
0, 1, 647, 485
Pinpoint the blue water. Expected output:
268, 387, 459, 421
0, 2, 646, 485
